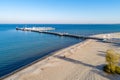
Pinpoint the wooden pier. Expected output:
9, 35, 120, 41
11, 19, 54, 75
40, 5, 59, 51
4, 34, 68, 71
16, 27, 103, 40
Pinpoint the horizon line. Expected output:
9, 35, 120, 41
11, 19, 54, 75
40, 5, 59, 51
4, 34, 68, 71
0, 23, 120, 25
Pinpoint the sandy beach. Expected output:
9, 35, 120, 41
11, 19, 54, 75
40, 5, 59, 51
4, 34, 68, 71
3, 33, 120, 80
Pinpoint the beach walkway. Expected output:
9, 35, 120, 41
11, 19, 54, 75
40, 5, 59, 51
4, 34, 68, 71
4, 33, 120, 80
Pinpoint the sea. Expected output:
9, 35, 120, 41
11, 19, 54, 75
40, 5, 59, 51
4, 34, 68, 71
0, 24, 120, 78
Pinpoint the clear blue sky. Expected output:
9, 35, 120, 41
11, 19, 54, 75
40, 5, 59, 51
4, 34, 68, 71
0, 0, 120, 24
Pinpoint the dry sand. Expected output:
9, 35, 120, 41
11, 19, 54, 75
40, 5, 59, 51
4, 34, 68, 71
3, 33, 120, 80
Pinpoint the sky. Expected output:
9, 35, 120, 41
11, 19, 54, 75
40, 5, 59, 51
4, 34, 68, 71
0, 0, 120, 24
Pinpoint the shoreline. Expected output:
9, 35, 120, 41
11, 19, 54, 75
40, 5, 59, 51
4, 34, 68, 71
3, 32, 120, 80
0, 39, 89, 80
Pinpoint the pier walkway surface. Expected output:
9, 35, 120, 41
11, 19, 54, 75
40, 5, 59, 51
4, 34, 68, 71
16, 27, 103, 40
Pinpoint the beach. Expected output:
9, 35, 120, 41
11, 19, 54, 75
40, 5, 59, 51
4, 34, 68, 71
3, 33, 120, 80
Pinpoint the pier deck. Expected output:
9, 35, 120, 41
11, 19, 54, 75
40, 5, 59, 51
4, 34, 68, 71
16, 27, 103, 40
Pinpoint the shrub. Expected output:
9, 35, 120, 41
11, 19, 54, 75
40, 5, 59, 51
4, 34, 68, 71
116, 66, 120, 74
103, 49, 120, 74
103, 65, 111, 73
106, 49, 119, 65
103, 64, 116, 73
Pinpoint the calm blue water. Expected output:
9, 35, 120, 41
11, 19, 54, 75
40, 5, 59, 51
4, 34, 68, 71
0, 24, 120, 78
